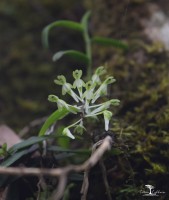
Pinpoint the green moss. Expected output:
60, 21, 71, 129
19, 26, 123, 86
84, 0, 169, 197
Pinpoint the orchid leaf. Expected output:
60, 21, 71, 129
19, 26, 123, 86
42, 20, 83, 48
52, 50, 89, 64
81, 11, 91, 30
8, 136, 47, 154
0, 150, 28, 167
39, 108, 69, 136
92, 36, 128, 49
48, 146, 90, 155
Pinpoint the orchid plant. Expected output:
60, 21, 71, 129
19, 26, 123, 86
39, 11, 125, 139
47, 66, 120, 139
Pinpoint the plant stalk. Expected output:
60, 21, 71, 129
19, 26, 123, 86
82, 17, 92, 79
85, 32, 92, 79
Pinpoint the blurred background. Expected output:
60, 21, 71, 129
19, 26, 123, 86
0, 0, 87, 131
0, 0, 145, 130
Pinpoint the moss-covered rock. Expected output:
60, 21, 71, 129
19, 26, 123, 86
84, 0, 169, 198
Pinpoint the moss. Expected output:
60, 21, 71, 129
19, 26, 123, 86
84, 0, 169, 197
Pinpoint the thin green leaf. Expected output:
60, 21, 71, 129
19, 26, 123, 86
42, 20, 83, 48
92, 36, 128, 49
8, 136, 47, 154
81, 11, 91, 30
54, 152, 75, 160
48, 146, 91, 155
0, 150, 28, 167
39, 108, 69, 136
52, 50, 89, 64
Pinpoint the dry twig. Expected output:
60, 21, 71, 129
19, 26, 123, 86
0, 136, 113, 200
99, 159, 112, 200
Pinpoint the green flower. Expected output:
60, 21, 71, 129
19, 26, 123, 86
48, 66, 120, 137
103, 110, 113, 131
54, 75, 81, 102
103, 76, 116, 85
89, 100, 112, 115
83, 81, 95, 101
73, 70, 85, 88
73, 70, 85, 98
63, 127, 75, 139
110, 99, 120, 106
92, 76, 116, 103
48, 95, 80, 114
88, 99, 120, 116
73, 69, 82, 80
92, 66, 106, 85
54, 75, 66, 85
54, 75, 72, 95
48, 95, 69, 110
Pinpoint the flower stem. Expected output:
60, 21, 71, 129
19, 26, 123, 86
82, 11, 92, 79
67, 119, 82, 129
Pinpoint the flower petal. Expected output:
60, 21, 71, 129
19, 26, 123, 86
63, 128, 75, 139
103, 110, 113, 131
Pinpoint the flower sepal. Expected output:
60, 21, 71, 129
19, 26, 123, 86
63, 127, 75, 139
103, 110, 113, 131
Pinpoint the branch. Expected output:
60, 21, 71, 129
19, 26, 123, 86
0, 136, 113, 200
99, 159, 112, 200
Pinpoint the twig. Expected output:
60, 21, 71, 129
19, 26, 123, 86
80, 139, 106, 199
99, 159, 112, 200
49, 175, 68, 200
37, 176, 47, 200
0, 136, 113, 200
80, 169, 89, 200
80, 140, 100, 200
80, 157, 90, 200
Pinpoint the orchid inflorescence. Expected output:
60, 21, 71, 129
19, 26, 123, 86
48, 66, 120, 139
